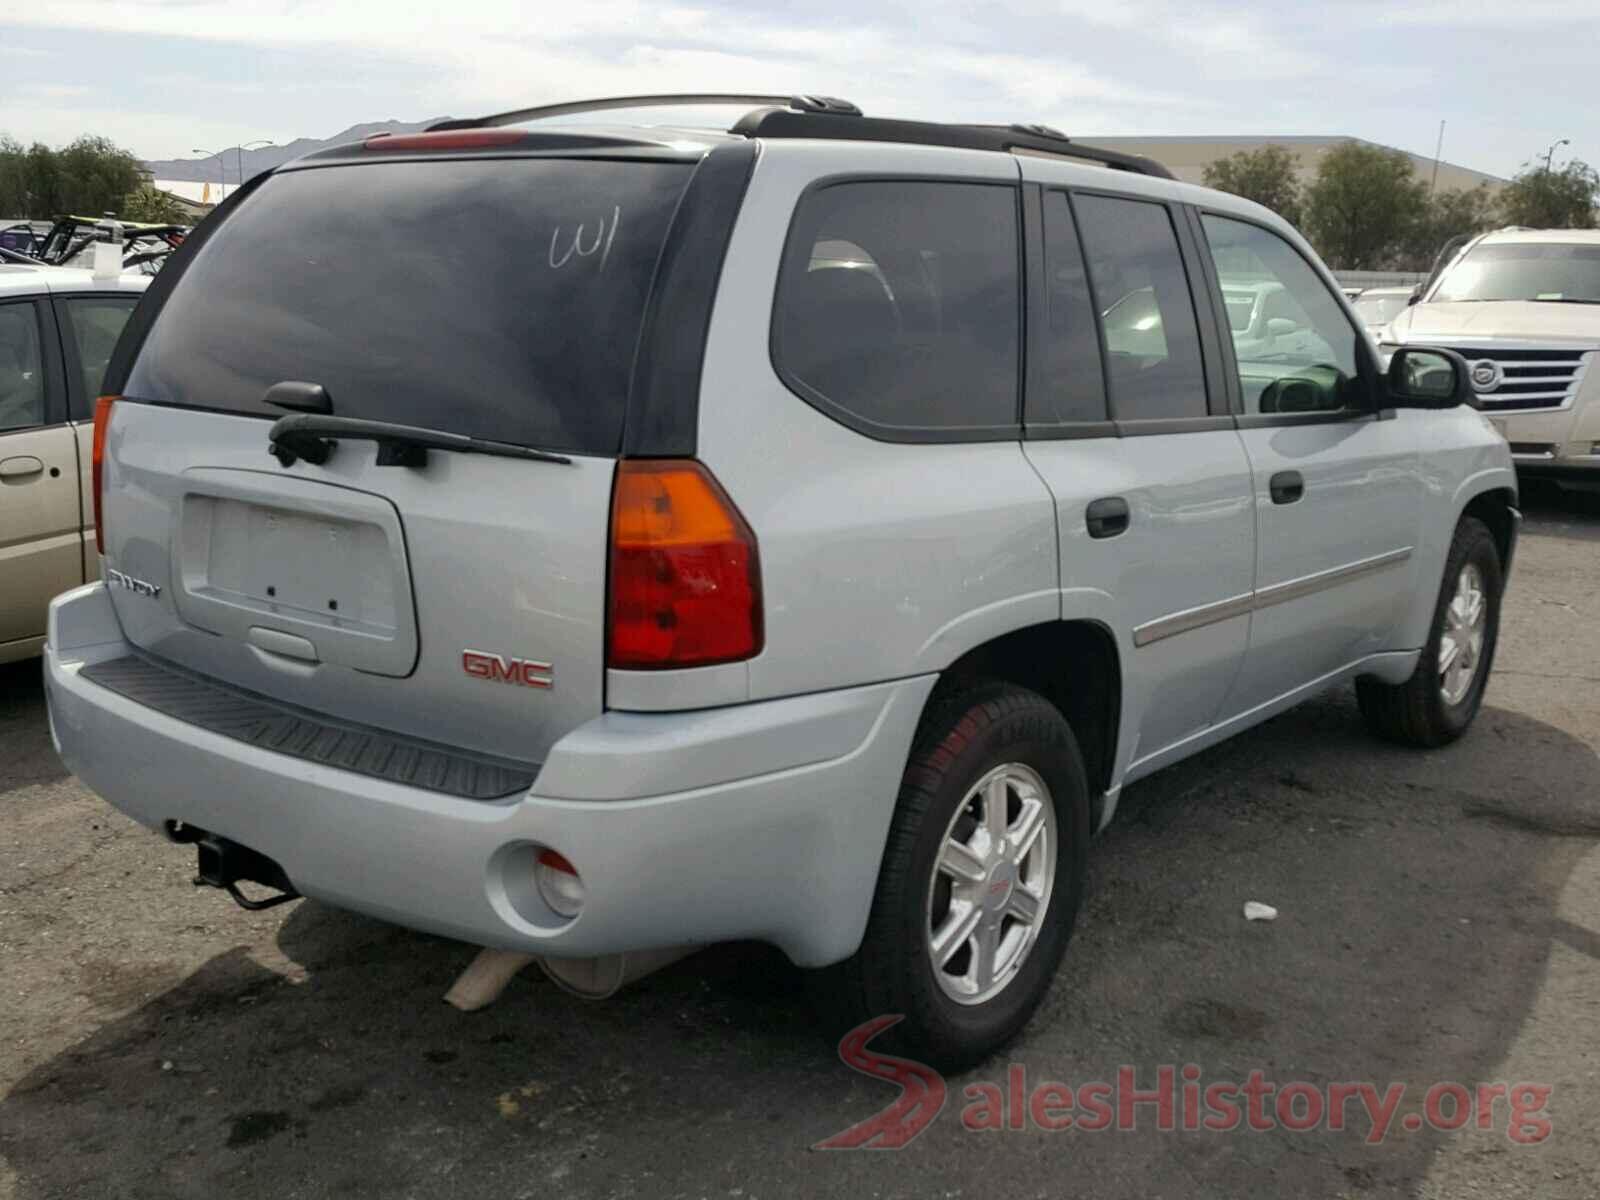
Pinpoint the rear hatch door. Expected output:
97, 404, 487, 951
101, 151, 696, 765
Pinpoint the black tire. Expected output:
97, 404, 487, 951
812, 681, 1090, 1073
1357, 516, 1503, 747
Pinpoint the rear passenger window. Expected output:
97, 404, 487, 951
773, 181, 1020, 437
61, 296, 139, 416
1031, 191, 1108, 427
1073, 194, 1208, 422
0, 302, 46, 433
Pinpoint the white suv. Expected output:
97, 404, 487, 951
1382, 227, 1600, 496
45, 95, 1517, 1067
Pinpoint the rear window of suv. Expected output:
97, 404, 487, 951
772, 180, 1021, 439
124, 158, 694, 455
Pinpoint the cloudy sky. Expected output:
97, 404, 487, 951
3, 0, 1596, 179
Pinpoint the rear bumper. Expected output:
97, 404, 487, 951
46, 583, 935, 967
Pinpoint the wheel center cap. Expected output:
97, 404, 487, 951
983, 862, 1016, 912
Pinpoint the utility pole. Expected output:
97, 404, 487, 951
1430, 120, 1445, 196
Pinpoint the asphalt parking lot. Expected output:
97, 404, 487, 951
2, 486, 1598, 1200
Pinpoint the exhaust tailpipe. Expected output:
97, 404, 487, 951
444, 944, 698, 1011
537, 946, 698, 999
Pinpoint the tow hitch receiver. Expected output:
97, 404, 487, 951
169, 823, 301, 911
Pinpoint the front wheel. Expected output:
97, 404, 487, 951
813, 682, 1090, 1072
1357, 516, 1504, 747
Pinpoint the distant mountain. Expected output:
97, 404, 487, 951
144, 119, 452, 182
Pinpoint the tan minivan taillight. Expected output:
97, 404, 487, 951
92, 396, 116, 554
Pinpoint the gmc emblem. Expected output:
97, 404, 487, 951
462, 649, 553, 690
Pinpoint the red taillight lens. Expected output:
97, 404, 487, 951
91, 395, 116, 555
363, 129, 525, 151
607, 459, 762, 670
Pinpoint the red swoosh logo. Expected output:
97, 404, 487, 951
814, 1015, 947, 1150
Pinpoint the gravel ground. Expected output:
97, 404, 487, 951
2, 485, 1597, 1199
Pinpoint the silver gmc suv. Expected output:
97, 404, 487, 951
45, 94, 1519, 1068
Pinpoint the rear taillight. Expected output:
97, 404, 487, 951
607, 459, 762, 670
91, 395, 115, 555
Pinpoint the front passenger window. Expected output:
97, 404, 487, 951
0, 303, 46, 433
1201, 215, 1364, 415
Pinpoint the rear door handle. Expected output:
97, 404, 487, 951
1269, 471, 1304, 505
0, 455, 44, 479
1086, 496, 1130, 539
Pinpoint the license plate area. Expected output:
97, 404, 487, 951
174, 469, 418, 677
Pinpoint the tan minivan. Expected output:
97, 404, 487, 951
0, 265, 147, 663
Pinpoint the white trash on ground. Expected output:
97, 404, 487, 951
1243, 901, 1278, 922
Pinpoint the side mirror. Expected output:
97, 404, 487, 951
1266, 317, 1297, 337
1406, 286, 1423, 307
1386, 346, 1473, 409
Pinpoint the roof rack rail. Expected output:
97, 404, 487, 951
428, 93, 1173, 180
730, 110, 1175, 179
428, 93, 861, 132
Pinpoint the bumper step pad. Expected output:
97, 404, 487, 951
80, 654, 538, 800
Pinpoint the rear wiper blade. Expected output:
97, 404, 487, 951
268, 414, 573, 469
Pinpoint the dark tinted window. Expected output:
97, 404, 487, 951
1074, 194, 1207, 421
125, 159, 693, 455
1201, 215, 1364, 415
1032, 191, 1108, 426
0, 302, 45, 432
774, 181, 1020, 437
61, 295, 138, 416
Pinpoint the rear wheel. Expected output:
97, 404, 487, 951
1357, 516, 1503, 747
814, 682, 1089, 1072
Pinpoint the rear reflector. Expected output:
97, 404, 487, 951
91, 396, 115, 555
363, 129, 526, 151
537, 849, 577, 875
534, 849, 585, 918
608, 459, 762, 670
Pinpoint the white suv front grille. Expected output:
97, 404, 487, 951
1446, 346, 1594, 412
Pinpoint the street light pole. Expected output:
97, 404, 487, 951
236, 139, 274, 190
192, 147, 230, 198
1543, 138, 1570, 173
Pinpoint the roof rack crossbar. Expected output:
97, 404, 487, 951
429, 93, 861, 132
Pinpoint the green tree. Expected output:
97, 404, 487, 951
23, 142, 63, 216
55, 135, 143, 216
1303, 141, 1430, 270
1203, 144, 1303, 227
0, 136, 28, 216
1499, 160, 1598, 229
0, 134, 146, 219
1402, 184, 1499, 272
120, 185, 186, 224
